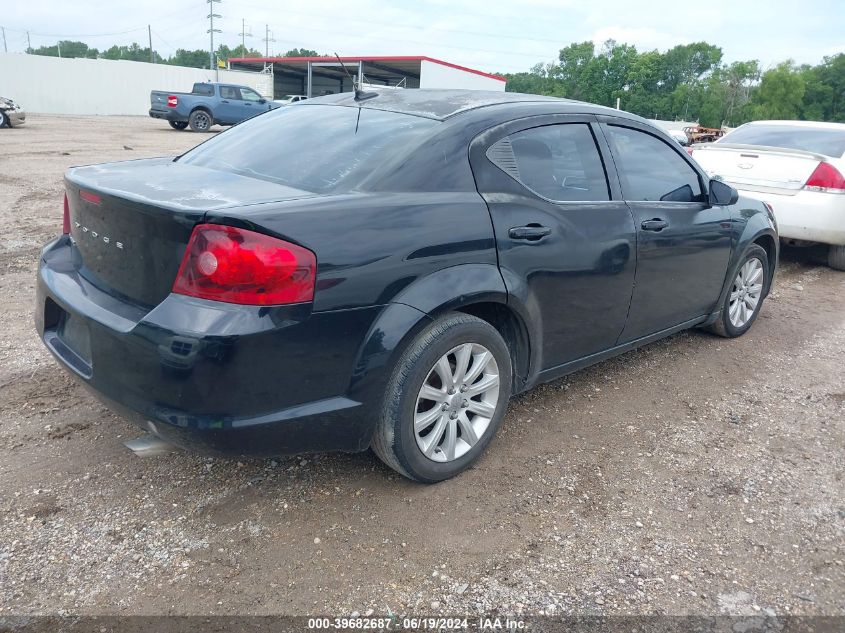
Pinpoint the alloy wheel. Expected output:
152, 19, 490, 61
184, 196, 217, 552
728, 257, 764, 328
413, 343, 500, 463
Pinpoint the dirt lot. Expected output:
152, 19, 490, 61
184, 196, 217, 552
0, 115, 843, 618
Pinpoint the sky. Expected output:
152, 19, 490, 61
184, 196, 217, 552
3, 0, 843, 74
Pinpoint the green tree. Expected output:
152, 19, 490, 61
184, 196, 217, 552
553, 41, 597, 101
220, 43, 263, 59
30, 40, 98, 58
283, 48, 320, 57
751, 61, 805, 120
101, 43, 163, 63
168, 49, 211, 69
802, 54, 845, 122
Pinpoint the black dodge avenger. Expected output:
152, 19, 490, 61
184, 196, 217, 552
36, 90, 778, 482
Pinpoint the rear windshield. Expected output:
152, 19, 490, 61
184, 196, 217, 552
720, 124, 845, 157
178, 105, 438, 193
192, 83, 215, 96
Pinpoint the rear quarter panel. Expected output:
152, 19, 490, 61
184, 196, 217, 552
207, 191, 498, 312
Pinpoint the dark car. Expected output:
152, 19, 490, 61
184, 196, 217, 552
35, 90, 778, 482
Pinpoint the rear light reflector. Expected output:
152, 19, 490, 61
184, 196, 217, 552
686, 147, 694, 156
79, 190, 101, 205
172, 224, 316, 306
804, 162, 845, 193
167, 95, 178, 108
62, 193, 70, 235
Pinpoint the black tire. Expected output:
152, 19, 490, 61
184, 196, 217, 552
0, 110, 8, 128
708, 244, 769, 338
168, 121, 189, 130
828, 245, 845, 271
188, 109, 213, 133
371, 313, 513, 483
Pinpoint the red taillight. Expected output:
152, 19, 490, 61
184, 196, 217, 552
172, 224, 316, 306
804, 162, 845, 193
62, 193, 70, 235
167, 95, 178, 108
686, 147, 694, 156
79, 190, 101, 205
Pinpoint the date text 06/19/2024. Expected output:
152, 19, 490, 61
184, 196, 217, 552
307, 617, 526, 630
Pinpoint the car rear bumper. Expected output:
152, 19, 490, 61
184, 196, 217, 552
35, 236, 381, 456
148, 108, 186, 123
735, 187, 845, 246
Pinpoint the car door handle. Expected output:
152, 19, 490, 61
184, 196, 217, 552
221, 99, 230, 103
509, 225, 552, 240
641, 219, 669, 232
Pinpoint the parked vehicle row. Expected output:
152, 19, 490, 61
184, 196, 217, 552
692, 120, 845, 269
37, 90, 778, 482
149, 82, 279, 132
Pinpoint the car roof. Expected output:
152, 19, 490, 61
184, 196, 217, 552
299, 89, 628, 122
741, 120, 845, 130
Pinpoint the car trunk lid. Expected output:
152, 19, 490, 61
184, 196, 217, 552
692, 143, 826, 196
65, 157, 313, 307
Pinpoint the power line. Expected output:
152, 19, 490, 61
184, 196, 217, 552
262, 24, 275, 57
238, 18, 252, 54
225, 0, 570, 48
207, 0, 222, 76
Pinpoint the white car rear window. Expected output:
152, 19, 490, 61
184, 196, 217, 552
721, 125, 845, 157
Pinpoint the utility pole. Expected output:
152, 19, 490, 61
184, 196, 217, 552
263, 24, 275, 57
57, 40, 62, 58
26, 31, 31, 53
1, 27, 7, 53
148, 25, 154, 63
238, 19, 252, 57
207, 0, 222, 78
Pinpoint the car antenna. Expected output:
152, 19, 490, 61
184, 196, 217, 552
334, 53, 378, 102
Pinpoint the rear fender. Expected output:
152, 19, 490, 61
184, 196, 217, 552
347, 264, 525, 413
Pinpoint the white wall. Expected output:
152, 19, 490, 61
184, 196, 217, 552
418, 59, 506, 91
0, 53, 273, 116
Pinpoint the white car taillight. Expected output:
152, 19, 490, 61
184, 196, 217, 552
804, 162, 845, 194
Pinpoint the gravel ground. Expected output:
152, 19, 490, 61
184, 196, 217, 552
0, 115, 843, 618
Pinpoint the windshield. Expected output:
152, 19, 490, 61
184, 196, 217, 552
720, 124, 845, 157
178, 105, 438, 193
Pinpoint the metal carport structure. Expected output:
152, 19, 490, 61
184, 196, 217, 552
226, 55, 506, 99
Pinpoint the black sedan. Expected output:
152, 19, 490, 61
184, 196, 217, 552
35, 90, 778, 482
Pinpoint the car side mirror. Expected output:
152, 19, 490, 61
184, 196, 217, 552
259, 98, 266, 104
708, 178, 739, 206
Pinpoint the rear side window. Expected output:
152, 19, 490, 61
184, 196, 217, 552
178, 105, 438, 193
605, 125, 703, 202
220, 86, 238, 99
720, 124, 845, 157
487, 124, 610, 201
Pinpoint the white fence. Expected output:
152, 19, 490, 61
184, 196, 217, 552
0, 53, 273, 116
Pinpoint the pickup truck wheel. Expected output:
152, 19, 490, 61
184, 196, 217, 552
828, 245, 845, 271
0, 110, 8, 128
371, 313, 512, 483
188, 110, 212, 132
168, 121, 189, 130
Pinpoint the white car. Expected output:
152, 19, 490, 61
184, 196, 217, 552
691, 120, 845, 269
273, 95, 308, 105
